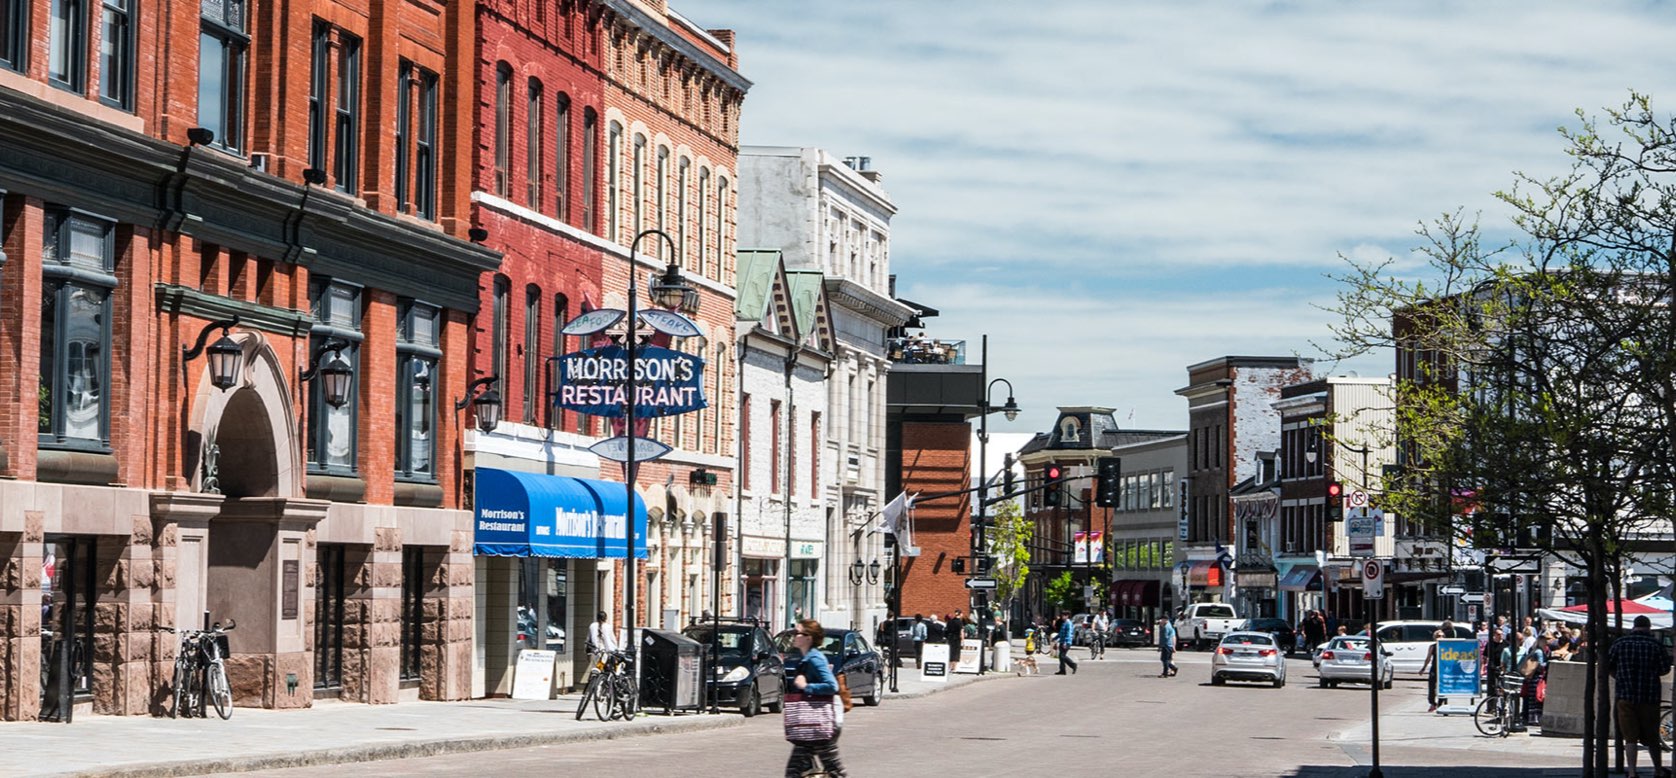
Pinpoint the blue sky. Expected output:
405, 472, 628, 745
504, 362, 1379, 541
676, 0, 1676, 433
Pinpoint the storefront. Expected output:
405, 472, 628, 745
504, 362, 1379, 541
1235, 568, 1278, 619
473, 467, 647, 696
1113, 579, 1164, 623
1179, 559, 1224, 605
1277, 563, 1323, 623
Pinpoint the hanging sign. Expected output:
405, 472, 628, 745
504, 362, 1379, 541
588, 436, 673, 463
560, 309, 625, 336
554, 345, 707, 418
637, 308, 704, 339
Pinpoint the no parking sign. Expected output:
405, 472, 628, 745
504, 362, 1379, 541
1362, 558, 1385, 600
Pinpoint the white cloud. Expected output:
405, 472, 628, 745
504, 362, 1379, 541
675, 0, 1676, 430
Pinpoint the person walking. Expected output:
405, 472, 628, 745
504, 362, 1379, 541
946, 610, 965, 659
1301, 610, 1327, 656
1612, 615, 1673, 778
782, 619, 846, 778
1054, 611, 1079, 675
1158, 615, 1179, 677
1420, 629, 1445, 712
910, 614, 927, 666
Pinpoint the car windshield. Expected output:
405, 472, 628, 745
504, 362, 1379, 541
775, 631, 846, 660
1221, 634, 1274, 646
1113, 619, 1144, 628
1200, 605, 1236, 619
1332, 638, 1371, 651
683, 628, 751, 659
1249, 619, 1286, 630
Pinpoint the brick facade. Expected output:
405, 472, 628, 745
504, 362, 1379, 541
897, 421, 974, 621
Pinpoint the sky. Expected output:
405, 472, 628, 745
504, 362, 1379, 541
676, 0, 1676, 434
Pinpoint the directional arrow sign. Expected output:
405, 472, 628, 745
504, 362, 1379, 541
964, 578, 997, 590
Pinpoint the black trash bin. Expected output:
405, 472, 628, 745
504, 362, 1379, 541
639, 628, 705, 714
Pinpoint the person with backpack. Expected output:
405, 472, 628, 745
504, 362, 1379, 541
782, 618, 846, 777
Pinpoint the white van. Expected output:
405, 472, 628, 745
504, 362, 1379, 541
1371, 621, 1475, 674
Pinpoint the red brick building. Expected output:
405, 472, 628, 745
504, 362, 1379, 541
0, 0, 495, 718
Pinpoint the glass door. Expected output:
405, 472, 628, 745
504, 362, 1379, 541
314, 544, 346, 691
40, 535, 94, 722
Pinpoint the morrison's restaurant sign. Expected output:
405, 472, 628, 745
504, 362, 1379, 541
554, 344, 706, 417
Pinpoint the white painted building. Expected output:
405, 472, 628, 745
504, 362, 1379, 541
738, 147, 913, 633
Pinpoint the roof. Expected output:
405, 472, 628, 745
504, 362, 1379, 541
785, 269, 823, 342
735, 249, 780, 323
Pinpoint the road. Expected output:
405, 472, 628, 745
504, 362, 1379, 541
240, 648, 1584, 778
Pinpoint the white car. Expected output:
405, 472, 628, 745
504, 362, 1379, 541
1316, 636, 1394, 689
1371, 621, 1474, 674
1210, 631, 1286, 688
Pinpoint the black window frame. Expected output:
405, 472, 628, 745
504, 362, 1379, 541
399, 546, 426, 682
491, 275, 509, 392
332, 31, 361, 193
198, 0, 247, 154
48, 0, 85, 92
415, 67, 438, 220
315, 543, 347, 690
632, 133, 646, 236
395, 299, 440, 482
306, 278, 363, 476
554, 92, 571, 223
38, 207, 116, 452
307, 20, 329, 173
606, 120, 621, 240
97, 0, 134, 109
550, 293, 568, 431
0, 0, 27, 72
494, 62, 511, 197
526, 78, 542, 209
581, 108, 598, 233
394, 61, 412, 211
522, 286, 539, 423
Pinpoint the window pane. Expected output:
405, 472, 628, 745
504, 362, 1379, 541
66, 219, 107, 271
0, 0, 20, 70
48, 0, 79, 86
63, 286, 106, 440
38, 282, 58, 434
408, 358, 433, 474
197, 33, 224, 141
323, 376, 353, 466
99, 0, 129, 106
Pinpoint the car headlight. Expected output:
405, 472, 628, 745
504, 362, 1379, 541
716, 666, 750, 683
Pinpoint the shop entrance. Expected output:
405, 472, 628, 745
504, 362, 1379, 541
40, 535, 95, 722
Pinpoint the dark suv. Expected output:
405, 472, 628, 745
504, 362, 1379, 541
682, 619, 784, 717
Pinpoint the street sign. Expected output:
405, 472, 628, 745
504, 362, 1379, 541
588, 436, 672, 463
1362, 558, 1386, 600
1347, 515, 1377, 558
1348, 490, 1370, 508
1440, 585, 1466, 596
1459, 593, 1485, 604
965, 577, 997, 590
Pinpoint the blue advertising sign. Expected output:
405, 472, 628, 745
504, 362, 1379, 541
554, 344, 707, 418
472, 468, 648, 559
1435, 638, 1482, 699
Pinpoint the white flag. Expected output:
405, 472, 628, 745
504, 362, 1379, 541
880, 491, 916, 536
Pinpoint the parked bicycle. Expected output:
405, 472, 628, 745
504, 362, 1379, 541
1474, 674, 1522, 737
164, 619, 236, 720
575, 649, 637, 722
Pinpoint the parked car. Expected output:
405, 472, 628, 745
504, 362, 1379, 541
1369, 621, 1475, 674
1241, 617, 1298, 654
682, 620, 784, 717
1316, 636, 1394, 689
1069, 613, 1094, 646
775, 628, 885, 707
1210, 631, 1286, 688
1107, 618, 1153, 648
875, 617, 917, 657
1176, 602, 1242, 650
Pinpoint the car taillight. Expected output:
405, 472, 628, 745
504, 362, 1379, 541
1217, 647, 1233, 655
1322, 650, 1335, 660
1259, 649, 1276, 657
1363, 652, 1373, 662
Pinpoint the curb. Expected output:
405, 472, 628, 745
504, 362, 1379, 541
884, 668, 1017, 700
52, 712, 745, 778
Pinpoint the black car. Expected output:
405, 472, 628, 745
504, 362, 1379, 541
775, 628, 884, 707
1242, 618, 1298, 654
682, 620, 784, 717
1107, 618, 1153, 648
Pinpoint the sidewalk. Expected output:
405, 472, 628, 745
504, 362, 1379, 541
1331, 687, 1584, 765
2, 663, 1009, 778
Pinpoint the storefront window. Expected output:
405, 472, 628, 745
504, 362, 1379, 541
789, 559, 817, 623
546, 559, 567, 653
742, 558, 777, 624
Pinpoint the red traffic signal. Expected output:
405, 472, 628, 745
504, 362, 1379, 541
1327, 481, 1343, 499
1045, 464, 1064, 482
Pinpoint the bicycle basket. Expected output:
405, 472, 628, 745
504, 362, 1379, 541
211, 633, 231, 658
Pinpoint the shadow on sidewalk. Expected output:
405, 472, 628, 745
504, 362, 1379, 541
1285, 767, 1578, 778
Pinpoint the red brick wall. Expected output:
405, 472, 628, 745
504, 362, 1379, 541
898, 421, 973, 620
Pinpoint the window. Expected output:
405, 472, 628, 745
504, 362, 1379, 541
414, 68, 437, 220
550, 293, 568, 430
198, 0, 246, 152
307, 22, 328, 173
494, 63, 511, 197
771, 399, 782, 494
523, 286, 540, 422
526, 79, 542, 208
696, 167, 709, 276
810, 412, 820, 499
676, 158, 688, 265
39, 209, 115, 449
554, 93, 570, 222
394, 62, 411, 210
98, 0, 133, 109
396, 301, 439, 480
740, 393, 751, 490
632, 134, 646, 236
715, 176, 727, 272
0, 0, 25, 72
655, 146, 668, 255
606, 120, 621, 240
333, 33, 360, 192
48, 0, 84, 91
581, 108, 597, 232
307, 279, 361, 474
491, 276, 509, 393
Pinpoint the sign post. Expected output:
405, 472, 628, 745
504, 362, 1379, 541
1364, 557, 1386, 778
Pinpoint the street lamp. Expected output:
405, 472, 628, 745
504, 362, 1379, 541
183, 317, 243, 390
976, 334, 1020, 675
622, 229, 692, 652
847, 558, 883, 586
455, 376, 503, 434
299, 337, 355, 409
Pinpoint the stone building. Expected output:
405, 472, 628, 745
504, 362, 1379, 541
736, 147, 911, 632
0, 0, 496, 718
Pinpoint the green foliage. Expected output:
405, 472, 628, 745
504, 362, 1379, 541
1043, 571, 1076, 613
988, 500, 1032, 604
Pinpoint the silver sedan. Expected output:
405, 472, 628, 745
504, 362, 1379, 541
1210, 631, 1286, 688
1316, 636, 1394, 689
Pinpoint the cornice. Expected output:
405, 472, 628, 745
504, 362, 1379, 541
823, 277, 913, 326
154, 284, 314, 336
600, 0, 752, 94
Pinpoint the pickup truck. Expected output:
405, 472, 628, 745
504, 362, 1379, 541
1175, 602, 1242, 650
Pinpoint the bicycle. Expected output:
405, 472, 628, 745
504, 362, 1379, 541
1474, 674, 1522, 737
165, 619, 237, 720
576, 649, 637, 722
1661, 703, 1673, 752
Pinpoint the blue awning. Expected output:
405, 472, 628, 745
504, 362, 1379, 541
473, 468, 648, 559
1278, 565, 1322, 592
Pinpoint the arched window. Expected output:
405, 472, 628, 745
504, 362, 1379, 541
494, 63, 512, 196
632, 133, 646, 239
582, 108, 599, 232
607, 120, 621, 240
655, 145, 669, 256
697, 167, 709, 277
527, 78, 543, 208
555, 93, 571, 222
715, 175, 728, 275
677, 158, 690, 266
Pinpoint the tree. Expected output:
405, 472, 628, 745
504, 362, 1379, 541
1325, 93, 1676, 777
989, 500, 1032, 607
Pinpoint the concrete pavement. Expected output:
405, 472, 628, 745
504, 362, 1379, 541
0, 652, 1014, 778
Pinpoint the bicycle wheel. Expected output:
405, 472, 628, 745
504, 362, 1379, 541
593, 674, 618, 721
1474, 696, 1506, 737
208, 662, 233, 720
1661, 706, 1674, 752
170, 659, 191, 718
576, 673, 602, 721
613, 674, 637, 720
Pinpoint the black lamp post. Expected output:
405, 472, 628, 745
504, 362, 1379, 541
184, 317, 243, 390
299, 338, 355, 409
455, 376, 503, 434
976, 334, 1020, 675
622, 228, 690, 658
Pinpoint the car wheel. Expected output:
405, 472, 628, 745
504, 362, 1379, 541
1274, 678, 1285, 689
1212, 674, 1226, 686
864, 674, 882, 707
1318, 677, 1329, 688
740, 687, 760, 718
1383, 679, 1393, 690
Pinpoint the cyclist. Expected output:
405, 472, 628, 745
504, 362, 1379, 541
1090, 610, 1110, 659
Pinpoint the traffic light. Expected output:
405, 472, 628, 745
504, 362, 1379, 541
1043, 463, 1064, 507
975, 556, 994, 575
1095, 456, 1122, 508
1003, 453, 1016, 497
1326, 481, 1344, 522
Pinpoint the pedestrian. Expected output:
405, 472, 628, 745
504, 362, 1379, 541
1158, 615, 1179, 677
911, 614, 927, 665
1091, 610, 1110, 659
1484, 627, 1507, 689
1301, 610, 1327, 653
782, 618, 846, 778
1519, 633, 1549, 728
1055, 610, 1079, 675
1420, 629, 1445, 712
1612, 614, 1673, 778
587, 611, 617, 656
946, 610, 964, 658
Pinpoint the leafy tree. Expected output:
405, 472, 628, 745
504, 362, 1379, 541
1325, 93, 1676, 777
1043, 571, 1077, 614
988, 500, 1032, 606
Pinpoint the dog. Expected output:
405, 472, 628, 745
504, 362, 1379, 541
1014, 653, 1040, 676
